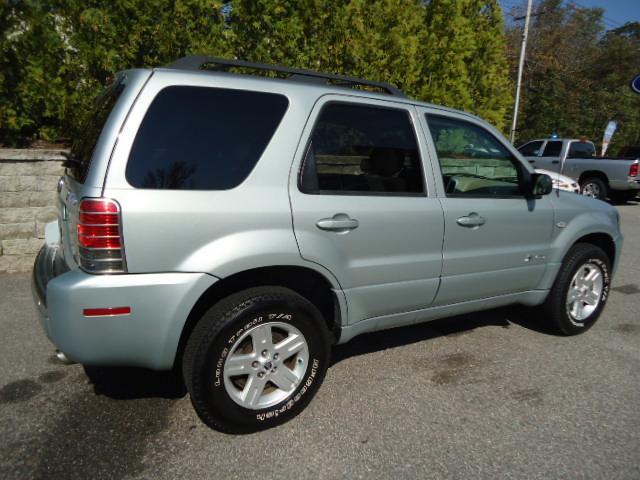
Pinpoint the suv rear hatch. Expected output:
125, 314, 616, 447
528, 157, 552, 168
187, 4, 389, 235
57, 69, 151, 272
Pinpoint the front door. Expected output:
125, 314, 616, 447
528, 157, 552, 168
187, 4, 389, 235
289, 97, 444, 324
420, 111, 554, 305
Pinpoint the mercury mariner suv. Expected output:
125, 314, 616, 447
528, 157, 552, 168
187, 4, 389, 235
32, 57, 623, 433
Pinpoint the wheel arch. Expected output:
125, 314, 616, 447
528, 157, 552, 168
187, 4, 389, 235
578, 170, 609, 186
572, 232, 616, 266
174, 265, 345, 369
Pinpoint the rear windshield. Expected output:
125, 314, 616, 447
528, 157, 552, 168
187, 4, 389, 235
67, 77, 126, 183
126, 86, 289, 190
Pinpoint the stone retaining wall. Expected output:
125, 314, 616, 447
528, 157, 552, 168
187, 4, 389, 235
0, 149, 67, 273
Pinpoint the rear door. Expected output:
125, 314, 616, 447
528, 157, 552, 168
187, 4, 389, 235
419, 110, 554, 305
59, 70, 151, 269
289, 96, 444, 324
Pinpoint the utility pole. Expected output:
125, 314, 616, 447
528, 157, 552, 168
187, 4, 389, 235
510, 0, 533, 144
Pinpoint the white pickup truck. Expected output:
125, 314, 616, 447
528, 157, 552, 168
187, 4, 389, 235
518, 138, 640, 201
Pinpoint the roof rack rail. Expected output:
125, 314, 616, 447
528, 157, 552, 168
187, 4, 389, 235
166, 56, 407, 98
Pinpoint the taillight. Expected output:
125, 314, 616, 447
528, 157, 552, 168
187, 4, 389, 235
77, 198, 126, 273
630, 162, 638, 177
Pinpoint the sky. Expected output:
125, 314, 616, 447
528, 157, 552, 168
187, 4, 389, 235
500, 0, 640, 29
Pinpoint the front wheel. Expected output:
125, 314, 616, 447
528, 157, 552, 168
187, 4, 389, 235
543, 243, 611, 335
182, 287, 330, 433
580, 177, 608, 200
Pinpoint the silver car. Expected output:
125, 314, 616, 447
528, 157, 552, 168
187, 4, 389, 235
32, 57, 623, 433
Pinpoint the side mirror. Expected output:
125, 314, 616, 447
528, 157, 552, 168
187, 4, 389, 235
530, 173, 553, 196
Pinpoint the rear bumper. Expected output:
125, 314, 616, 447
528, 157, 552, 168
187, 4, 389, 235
32, 244, 217, 370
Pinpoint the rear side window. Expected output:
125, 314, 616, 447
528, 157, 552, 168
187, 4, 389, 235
518, 141, 543, 156
542, 141, 563, 157
300, 103, 424, 195
68, 76, 125, 183
568, 141, 595, 158
126, 86, 288, 190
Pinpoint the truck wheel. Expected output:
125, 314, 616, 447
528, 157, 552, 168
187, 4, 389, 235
580, 177, 607, 200
543, 243, 611, 335
182, 286, 330, 433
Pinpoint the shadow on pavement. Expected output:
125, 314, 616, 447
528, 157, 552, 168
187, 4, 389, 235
83, 366, 187, 400
331, 305, 558, 366
78, 305, 559, 398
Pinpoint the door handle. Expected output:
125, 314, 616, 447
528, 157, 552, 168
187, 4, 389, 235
316, 213, 359, 233
456, 212, 486, 228
528, 160, 536, 163
551, 160, 560, 164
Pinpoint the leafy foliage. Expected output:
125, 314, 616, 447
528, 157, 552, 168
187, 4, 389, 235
507, 0, 640, 151
1, 0, 513, 145
0, 0, 229, 145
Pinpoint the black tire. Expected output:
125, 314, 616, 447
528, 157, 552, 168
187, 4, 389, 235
182, 286, 330, 433
580, 177, 608, 200
543, 243, 611, 335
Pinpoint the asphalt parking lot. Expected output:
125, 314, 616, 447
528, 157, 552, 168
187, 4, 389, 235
1, 203, 639, 480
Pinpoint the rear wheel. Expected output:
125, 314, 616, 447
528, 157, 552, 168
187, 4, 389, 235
543, 243, 611, 335
580, 177, 608, 200
182, 287, 330, 433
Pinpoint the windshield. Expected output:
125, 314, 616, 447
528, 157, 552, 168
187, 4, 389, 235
67, 76, 126, 183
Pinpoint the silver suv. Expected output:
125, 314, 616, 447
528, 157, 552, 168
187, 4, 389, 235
32, 57, 623, 433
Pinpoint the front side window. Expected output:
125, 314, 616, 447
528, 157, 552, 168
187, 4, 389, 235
426, 114, 523, 197
126, 86, 288, 190
518, 140, 543, 156
542, 140, 563, 157
300, 103, 424, 195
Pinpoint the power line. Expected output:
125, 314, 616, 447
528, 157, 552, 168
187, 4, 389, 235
562, 0, 626, 29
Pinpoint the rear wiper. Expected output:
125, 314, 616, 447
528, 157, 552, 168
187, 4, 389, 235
61, 152, 83, 169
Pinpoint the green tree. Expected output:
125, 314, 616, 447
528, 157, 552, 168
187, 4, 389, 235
1, 0, 514, 145
419, 0, 512, 129
507, 0, 640, 150
587, 22, 640, 151
232, 0, 512, 130
231, 0, 426, 97
0, 0, 229, 145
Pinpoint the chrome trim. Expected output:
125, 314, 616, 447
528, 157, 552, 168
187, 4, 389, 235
55, 350, 76, 365
78, 197, 128, 274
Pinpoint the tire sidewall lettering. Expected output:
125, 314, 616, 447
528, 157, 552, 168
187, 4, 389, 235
255, 358, 320, 421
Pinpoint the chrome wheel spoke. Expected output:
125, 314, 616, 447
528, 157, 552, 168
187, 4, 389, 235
270, 366, 300, 391
250, 324, 273, 351
274, 334, 305, 357
567, 289, 580, 303
584, 269, 600, 285
584, 290, 600, 306
224, 353, 256, 377
243, 374, 268, 408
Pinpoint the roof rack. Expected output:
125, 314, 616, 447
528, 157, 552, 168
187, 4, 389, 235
166, 56, 407, 98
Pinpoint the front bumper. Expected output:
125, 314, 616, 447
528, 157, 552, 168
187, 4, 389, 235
32, 244, 217, 370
